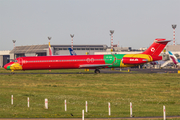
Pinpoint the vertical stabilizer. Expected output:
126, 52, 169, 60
68, 48, 77, 55
168, 51, 179, 65
142, 39, 171, 56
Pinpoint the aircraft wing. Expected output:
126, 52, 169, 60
79, 64, 112, 68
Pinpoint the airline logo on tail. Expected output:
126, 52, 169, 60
168, 51, 180, 65
49, 42, 52, 56
151, 47, 155, 52
68, 48, 76, 55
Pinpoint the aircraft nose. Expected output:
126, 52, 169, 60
4, 62, 14, 70
4, 64, 8, 69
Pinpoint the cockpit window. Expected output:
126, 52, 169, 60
12, 59, 18, 62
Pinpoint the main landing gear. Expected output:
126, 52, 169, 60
94, 69, 100, 74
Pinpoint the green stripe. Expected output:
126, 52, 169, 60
104, 54, 125, 67
7, 66, 11, 70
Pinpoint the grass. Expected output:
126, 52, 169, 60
0, 68, 180, 118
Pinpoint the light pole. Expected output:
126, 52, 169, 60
12, 40, 16, 59
48, 37, 52, 56
47, 37, 52, 71
48, 37, 52, 43
172, 24, 177, 45
12, 40, 16, 49
70, 34, 74, 49
110, 30, 114, 52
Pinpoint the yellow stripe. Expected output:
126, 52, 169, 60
49, 42, 51, 48
123, 54, 152, 61
10, 63, 22, 70
120, 54, 153, 68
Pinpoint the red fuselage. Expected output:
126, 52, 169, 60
15, 55, 106, 70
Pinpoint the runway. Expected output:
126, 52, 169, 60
0, 68, 179, 74
101, 68, 179, 74
118, 68, 178, 74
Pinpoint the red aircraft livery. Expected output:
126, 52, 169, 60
4, 39, 171, 73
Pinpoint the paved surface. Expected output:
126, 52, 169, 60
101, 68, 179, 74
0, 68, 179, 74
118, 68, 178, 73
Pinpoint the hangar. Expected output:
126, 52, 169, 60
9, 44, 108, 60
166, 44, 180, 55
0, 51, 10, 68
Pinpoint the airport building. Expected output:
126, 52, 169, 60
0, 50, 11, 68
52, 45, 108, 55
164, 44, 180, 62
166, 44, 180, 55
8, 44, 108, 59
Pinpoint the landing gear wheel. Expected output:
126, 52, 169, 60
11, 72, 15, 74
11, 70, 15, 74
94, 69, 100, 74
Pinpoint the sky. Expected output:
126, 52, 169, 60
0, 0, 180, 50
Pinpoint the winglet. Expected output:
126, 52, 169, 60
155, 39, 172, 43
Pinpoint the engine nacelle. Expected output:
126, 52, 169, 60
122, 57, 148, 64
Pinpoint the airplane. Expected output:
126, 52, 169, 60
150, 60, 165, 66
68, 48, 77, 55
150, 61, 158, 65
168, 51, 180, 68
4, 38, 171, 73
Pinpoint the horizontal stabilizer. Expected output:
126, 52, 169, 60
155, 40, 171, 43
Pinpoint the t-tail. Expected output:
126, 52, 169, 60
68, 48, 77, 55
142, 39, 171, 56
168, 51, 180, 65
49, 42, 52, 56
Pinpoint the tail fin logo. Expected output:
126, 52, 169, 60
68, 48, 77, 55
151, 47, 155, 52
71, 51, 76, 55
